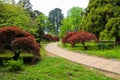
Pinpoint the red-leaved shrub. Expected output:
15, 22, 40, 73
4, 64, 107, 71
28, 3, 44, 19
62, 32, 79, 44
52, 36, 59, 42
41, 34, 53, 42
0, 26, 41, 60
62, 31, 97, 50
41, 34, 60, 42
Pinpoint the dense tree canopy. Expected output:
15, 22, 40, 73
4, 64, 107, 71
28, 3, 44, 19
81, 0, 120, 43
67, 7, 83, 30
60, 7, 83, 37
0, 1, 30, 29
49, 8, 64, 35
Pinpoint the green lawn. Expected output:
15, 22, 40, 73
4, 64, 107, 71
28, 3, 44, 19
58, 42, 120, 59
0, 47, 115, 80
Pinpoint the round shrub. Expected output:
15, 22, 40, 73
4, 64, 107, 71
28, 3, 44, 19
0, 26, 41, 61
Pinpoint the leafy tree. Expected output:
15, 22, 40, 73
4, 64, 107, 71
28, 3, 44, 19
0, 1, 31, 30
33, 10, 42, 18
49, 8, 64, 34
60, 7, 83, 37
67, 7, 83, 31
81, 0, 120, 41
17, 0, 36, 20
36, 13, 47, 28
59, 17, 74, 37
35, 12, 48, 42
18, 0, 32, 11
44, 18, 52, 33
0, 26, 41, 60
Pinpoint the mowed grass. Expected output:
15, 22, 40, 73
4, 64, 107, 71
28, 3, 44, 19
0, 46, 114, 80
58, 42, 120, 59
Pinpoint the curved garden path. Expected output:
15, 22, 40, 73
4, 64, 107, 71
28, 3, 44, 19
45, 42, 120, 74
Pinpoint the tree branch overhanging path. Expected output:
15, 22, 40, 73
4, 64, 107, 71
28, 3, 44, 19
45, 42, 120, 74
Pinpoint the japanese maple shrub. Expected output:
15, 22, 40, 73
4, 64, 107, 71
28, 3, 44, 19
0, 26, 41, 60
41, 34, 53, 42
52, 36, 60, 42
62, 32, 79, 44
62, 31, 97, 50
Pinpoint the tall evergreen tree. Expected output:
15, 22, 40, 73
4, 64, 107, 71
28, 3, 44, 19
49, 8, 64, 35
18, 0, 32, 11
81, 0, 120, 43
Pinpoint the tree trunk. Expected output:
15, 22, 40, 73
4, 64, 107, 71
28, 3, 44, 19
115, 36, 120, 45
8, 47, 21, 60
12, 51, 21, 60
71, 43, 75, 48
82, 41, 88, 50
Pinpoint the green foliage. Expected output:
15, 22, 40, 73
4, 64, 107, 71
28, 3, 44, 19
67, 7, 83, 29
36, 13, 47, 27
60, 7, 83, 37
0, 2, 30, 28
102, 18, 120, 43
0, 0, 15, 4
35, 13, 47, 40
0, 1, 38, 34
3, 59, 24, 71
98, 42, 107, 50
60, 17, 74, 37
18, 0, 33, 16
81, 0, 120, 40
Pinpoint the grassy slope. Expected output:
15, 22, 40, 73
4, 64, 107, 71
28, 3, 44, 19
0, 46, 114, 80
58, 42, 120, 59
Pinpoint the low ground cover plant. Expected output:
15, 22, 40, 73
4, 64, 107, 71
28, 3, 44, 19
3, 59, 24, 71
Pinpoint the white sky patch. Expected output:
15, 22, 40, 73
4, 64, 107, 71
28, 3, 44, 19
15, 0, 89, 17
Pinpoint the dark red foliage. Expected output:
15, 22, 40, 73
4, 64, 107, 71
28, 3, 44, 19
52, 36, 59, 42
62, 31, 97, 49
0, 26, 40, 60
62, 32, 79, 44
11, 37, 40, 56
41, 34, 53, 42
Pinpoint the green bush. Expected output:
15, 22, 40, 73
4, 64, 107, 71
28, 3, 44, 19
3, 59, 24, 71
98, 42, 115, 50
98, 42, 106, 49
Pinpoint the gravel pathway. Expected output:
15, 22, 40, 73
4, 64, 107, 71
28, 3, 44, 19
45, 42, 120, 74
